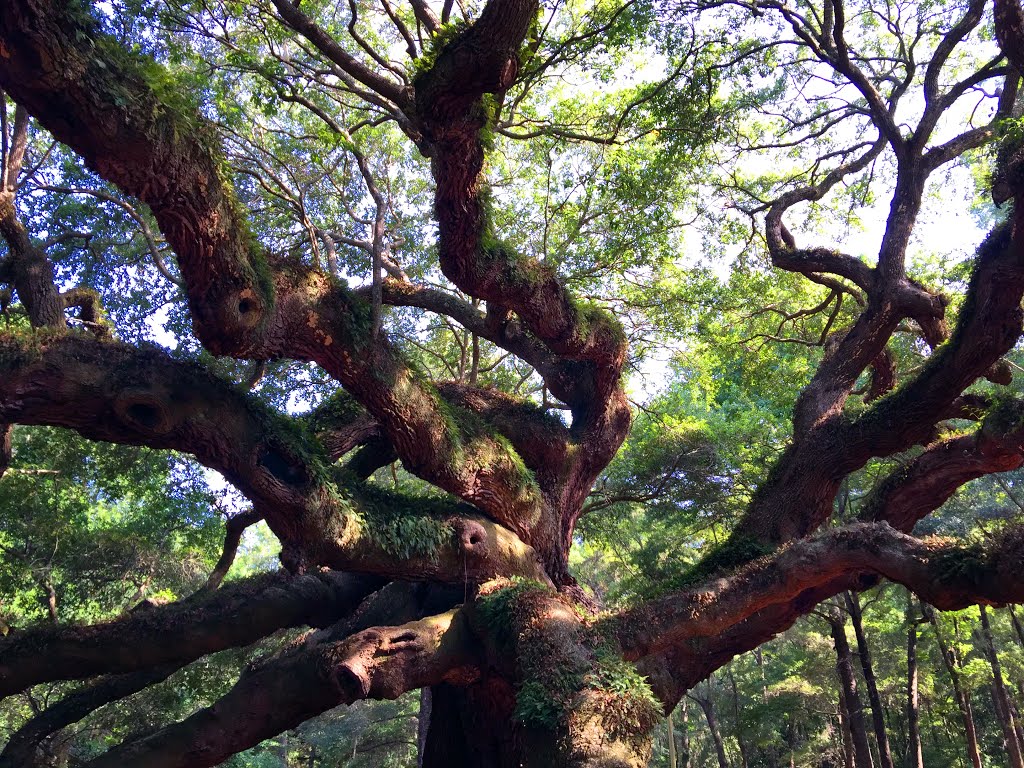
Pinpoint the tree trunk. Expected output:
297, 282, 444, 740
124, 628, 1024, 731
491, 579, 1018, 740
838, 690, 856, 768
417, 688, 431, 768
727, 667, 751, 768
926, 606, 983, 768
1009, 606, 1024, 648
906, 596, 923, 768
421, 681, 517, 768
421, 677, 652, 768
979, 606, 1024, 768
694, 690, 731, 768
830, 613, 874, 768
679, 696, 690, 768
668, 711, 678, 768
845, 592, 895, 768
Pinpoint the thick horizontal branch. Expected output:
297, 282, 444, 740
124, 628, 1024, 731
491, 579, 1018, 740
0, 333, 550, 583
0, 570, 381, 698
613, 521, 1024, 663
82, 609, 478, 768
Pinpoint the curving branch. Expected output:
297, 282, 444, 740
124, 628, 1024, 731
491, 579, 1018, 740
268, 0, 411, 111
728, 154, 1024, 548
0, 571, 383, 698
859, 399, 1024, 532
199, 509, 264, 593
81, 608, 478, 768
614, 521, 1024, 665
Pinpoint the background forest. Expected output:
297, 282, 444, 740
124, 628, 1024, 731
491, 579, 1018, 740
1, 0, 1024, 764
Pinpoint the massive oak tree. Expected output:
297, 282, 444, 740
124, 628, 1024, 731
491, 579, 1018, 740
2, 0, 1024, 764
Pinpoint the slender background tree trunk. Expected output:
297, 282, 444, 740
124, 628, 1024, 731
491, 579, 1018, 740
979, 606, 1024, 768
905, 596, 923, 768
830, 612, 875, 768
926, 606, 983, 768
846, 592, 895, 768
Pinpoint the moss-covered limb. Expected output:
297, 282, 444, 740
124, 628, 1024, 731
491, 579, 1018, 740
0, 330, 352, 551
609, 522, 1024, 667
200, 509, 264, 593
344, 435, 398, 478
82, 608, 478, 768
337, 481, 552, 585
60, 285, 112, 335
437, 382, 570, 473
409, 0, 630, 396
0, 570, 383, 697
405, 0, 635, 571
412, 0, 538, 129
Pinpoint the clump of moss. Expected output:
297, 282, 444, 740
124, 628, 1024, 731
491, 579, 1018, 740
584, 642, 662, 742
305, 389, 368, 432
932, 539, 989, 588
982, 392, 1024, 437
345, 480, 456, 560
410, 20, 470, 80
0, 327, 75, 371
474, 577, 551, 644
